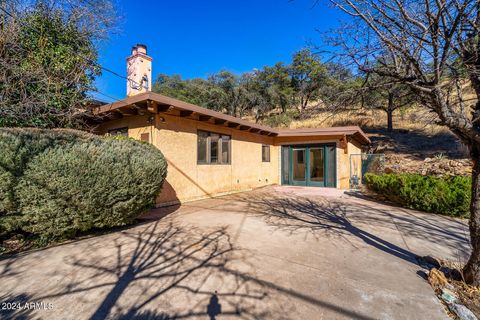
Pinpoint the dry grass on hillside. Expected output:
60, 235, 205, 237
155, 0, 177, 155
289, 106, 448, 135
265, 105, 472, 175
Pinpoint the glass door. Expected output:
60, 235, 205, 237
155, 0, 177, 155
284, 144, 336, 188
308, 147, 324, 186
325, 145, 336, 187
291, 148, 307, 186
281, 147, 290, 184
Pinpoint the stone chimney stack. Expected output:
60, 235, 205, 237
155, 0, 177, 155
126, 44, 152, 96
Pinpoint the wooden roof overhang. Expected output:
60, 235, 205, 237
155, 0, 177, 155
93, 92, 278, 136
276, 127, 371, 145
92, 92, 371, 144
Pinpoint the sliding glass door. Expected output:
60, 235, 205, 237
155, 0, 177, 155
282, 144, 336, 187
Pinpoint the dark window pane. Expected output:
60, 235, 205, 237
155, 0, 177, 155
221, 135, 230, 164
282, 147, 289, 183
309, 148, 324, 182
327, 146, 336, 187
197, 131, 208, 163
262, 145, 270, 162
297, 150, 304, 164
293, 149, 306, 181
210, 134, 219, 163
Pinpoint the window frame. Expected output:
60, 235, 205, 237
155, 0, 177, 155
262, 144, 271, 162
197, 130, 231, 165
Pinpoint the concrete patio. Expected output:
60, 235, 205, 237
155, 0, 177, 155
0, 186, 471, 319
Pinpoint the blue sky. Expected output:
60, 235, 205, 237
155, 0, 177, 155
93, 0, 345, 102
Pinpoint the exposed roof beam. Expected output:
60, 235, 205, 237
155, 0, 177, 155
249, 128, 261, 133
157, 104, 172, 112
107, 110, 123, 120
199, 115, 212, 121
179, 110, 194, 117
132, 104, 147, 115
227, 122, 239, 128
147, 101, 158, 113
117, 108, 137, 116
214, 119, 227, 125
239, 125, 251, 131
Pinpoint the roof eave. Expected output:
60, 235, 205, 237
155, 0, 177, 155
94, 93, 370, 143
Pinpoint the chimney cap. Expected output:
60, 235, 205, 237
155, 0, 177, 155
136, 44, 147, 54
131, 44, 148, 56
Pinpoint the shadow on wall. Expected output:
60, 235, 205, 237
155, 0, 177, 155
154, 179, 180, 207
156, 158, 214, 204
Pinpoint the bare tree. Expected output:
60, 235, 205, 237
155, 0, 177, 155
326, 0, 480, 285
360, 75, 415, 131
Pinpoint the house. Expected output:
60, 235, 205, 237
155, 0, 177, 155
92, 44, 370, 206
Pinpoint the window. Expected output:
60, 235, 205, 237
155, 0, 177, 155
108, 127, 128, 137
262, 144, 270, 162
197, 130, 231, 164
140, 133, 150, 143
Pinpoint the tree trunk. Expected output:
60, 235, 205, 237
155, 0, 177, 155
300, 96, 305, 113
387, 109, 393, 132
464, 142, 480, 286
387, 93, 394, 132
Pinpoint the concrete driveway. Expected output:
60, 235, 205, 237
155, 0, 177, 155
0, 186, 470, 320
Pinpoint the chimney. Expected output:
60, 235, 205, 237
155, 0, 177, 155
126, 44, 152, 96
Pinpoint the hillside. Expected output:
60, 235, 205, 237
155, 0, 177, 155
260, 106, 472, 176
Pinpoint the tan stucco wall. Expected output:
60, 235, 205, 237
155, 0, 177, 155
95, 115, 365, 204
347, 139, 363, 187
96, 114, 279, 205
337, 139, 362, 189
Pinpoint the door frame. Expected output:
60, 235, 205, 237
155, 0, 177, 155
282, 144, 336, 188
290, 147, 308, 186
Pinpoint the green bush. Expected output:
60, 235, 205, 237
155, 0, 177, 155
363, 173, 471, 218
0, 128, 167, 240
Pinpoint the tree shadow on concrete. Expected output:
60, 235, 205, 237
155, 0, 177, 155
4, 216, 381, 320
0, 256, 20, 279
116, 309, 172, 319
0, 293, 34, 320
344, 192, 471, 259
34, 220, 272, 319
239, 193, 419, 264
